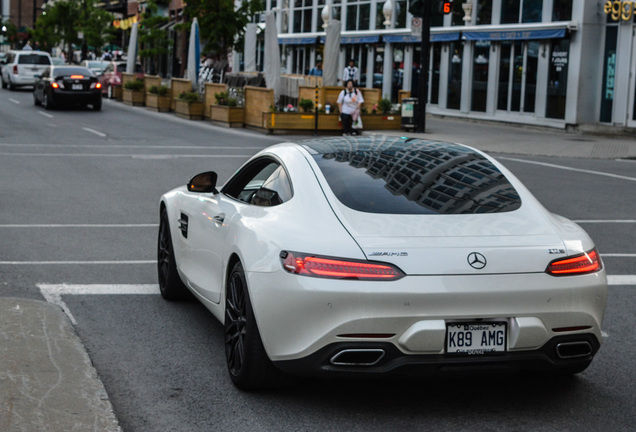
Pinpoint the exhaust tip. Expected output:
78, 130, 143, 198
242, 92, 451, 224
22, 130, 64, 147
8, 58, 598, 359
556, 341, 592, 359
330, 349, 385, 366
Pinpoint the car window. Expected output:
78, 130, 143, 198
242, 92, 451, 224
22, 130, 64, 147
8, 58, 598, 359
18, 54, 51, 65
222, 158, 292, 207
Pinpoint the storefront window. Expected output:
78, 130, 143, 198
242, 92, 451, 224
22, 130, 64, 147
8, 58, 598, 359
522, 0, 543, 23
346, 1, 372, 30
501, 0, 520, 23
452, 1, 466, 26
293, 0, 313, 33
472, 42, 490, 112
552, 0, 572, 21
600, 26, 618, 123
511, 42, 523, 111
477, 0, 492, 25
498, 43, 511, 110
523, 41, 539, 112
546, 39, 569, 119
431, 44, 441, 104
447, 42, 463, 109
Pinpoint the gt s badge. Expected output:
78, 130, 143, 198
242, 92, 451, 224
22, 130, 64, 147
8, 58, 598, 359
369, 252, 408, 257
547, 248, 566, 254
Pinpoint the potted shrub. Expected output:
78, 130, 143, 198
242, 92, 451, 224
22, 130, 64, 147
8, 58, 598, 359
123, 79, 145, 106
175, 91, 204, 120
210, 91, 244, 128
298, 98, 314, 113
146, 85, 171, 112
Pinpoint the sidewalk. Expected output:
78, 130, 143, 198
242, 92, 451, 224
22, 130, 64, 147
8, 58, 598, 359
373, 116, 636, 160
0, 297, 121, 432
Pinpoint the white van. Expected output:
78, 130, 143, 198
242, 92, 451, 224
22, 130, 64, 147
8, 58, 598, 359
1, 50, 53, 90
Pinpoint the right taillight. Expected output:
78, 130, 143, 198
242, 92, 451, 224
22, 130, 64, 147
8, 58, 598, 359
546, 249, 602, 276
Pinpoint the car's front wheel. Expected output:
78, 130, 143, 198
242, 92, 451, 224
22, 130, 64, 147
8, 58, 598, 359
157, 208, 190, 300
225, 261, 285, 390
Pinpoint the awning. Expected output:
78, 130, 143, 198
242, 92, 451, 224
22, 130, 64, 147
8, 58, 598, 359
278, 36, 318, 45
383, 32, 460, 43
340, 35, 380, 44
462, 26, 569, 41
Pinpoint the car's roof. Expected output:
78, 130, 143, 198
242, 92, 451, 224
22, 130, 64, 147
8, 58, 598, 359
10, 50, 51, 55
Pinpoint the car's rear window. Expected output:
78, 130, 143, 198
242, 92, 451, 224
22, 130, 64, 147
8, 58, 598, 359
18, 54, 51, 65
54, 67, 94, 77
307, 138, 522, 215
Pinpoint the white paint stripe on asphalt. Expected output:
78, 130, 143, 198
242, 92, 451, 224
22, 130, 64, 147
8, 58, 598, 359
38, 284, 159, 325
499, 157, 636, 182
0, 260, 155, 265
82, 127, 107, 137
0, 224, 157, 228
575, 220, 636, 223
9, 98, 20, 104
608, 275, 636, 286
38, 111, 54, 118
0, 153, 251, 158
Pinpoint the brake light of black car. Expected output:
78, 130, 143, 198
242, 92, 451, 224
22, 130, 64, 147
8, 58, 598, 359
546, 249, 602, 276
51, 82, 59, 89
280, 251, 405, 281
90, 82, 102, 89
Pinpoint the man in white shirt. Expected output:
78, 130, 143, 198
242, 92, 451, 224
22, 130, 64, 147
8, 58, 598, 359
342, 59, 359, 87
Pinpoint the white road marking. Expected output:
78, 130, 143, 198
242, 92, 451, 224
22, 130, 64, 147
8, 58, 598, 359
38, 111, 54, 118
0, 260, 155, 265
82, 127, 107, 137
38, 284, 159, 325
500, 157, 636, 182
9, 98, 20, 104
608, 275, 636, 286
0, 224, 157, 228
575, 220, 636, 224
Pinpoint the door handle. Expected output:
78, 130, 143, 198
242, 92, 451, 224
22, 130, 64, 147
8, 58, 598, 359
213, 215, 225, 224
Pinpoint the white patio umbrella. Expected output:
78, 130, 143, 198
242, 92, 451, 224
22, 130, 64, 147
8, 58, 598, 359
187, 18, 201, 91
244, 23, 257, 73
126, 22, 139, 73
264, 12, 280, 103
322, 20, 341, 86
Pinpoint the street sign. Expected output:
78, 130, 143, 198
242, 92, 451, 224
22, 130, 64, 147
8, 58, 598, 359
411, 17, 422, 36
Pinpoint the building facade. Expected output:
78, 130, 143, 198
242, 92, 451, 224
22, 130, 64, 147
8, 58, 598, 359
237, 0, 636, 131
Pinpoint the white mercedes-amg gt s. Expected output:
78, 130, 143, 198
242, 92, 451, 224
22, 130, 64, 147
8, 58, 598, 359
158, 136, 607, 390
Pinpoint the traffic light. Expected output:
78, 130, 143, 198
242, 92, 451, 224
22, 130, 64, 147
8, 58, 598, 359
409, 0, 452, 18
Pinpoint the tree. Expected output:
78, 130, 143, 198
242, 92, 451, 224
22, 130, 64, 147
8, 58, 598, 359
184, 0, 263, 56
138, 0, 170, 74
33, 0, 112, 59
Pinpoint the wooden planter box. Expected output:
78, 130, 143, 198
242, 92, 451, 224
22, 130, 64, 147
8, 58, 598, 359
175, 99, 204, 120
123, 89, 145, 106
262, 112, 401, 132
146, 94, 171, 112
210, 105, 245, 128
112, 85, 123, 101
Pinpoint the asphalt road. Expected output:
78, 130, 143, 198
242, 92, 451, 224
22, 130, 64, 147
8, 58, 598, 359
1, 88, 635, 431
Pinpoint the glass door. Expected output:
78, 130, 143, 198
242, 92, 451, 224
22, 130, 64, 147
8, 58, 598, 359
496, 40, 537, 114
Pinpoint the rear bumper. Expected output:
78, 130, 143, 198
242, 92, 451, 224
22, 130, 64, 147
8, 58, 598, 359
9, 74, 36, 86
273, 333, 601, 377
51, 89, 101, 105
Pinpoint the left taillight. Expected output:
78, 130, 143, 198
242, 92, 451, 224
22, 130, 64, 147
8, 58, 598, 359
546, 249, 602, 276
280, 251, 405, 281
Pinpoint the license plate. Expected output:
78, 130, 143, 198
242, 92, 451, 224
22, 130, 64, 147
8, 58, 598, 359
72, 84, 83, 90
446, 322, 507, 355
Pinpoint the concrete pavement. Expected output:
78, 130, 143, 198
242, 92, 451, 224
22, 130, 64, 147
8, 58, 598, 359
1, 114, 634, 432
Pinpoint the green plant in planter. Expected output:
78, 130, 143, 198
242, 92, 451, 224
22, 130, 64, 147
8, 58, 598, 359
298, 98, 314, 113
227, 97, 238, 107
124, 79, 145, 91
178, 91, 201, 103
215, 91, 228, 105
378, 98, 393, 114
149, 85, 169, 96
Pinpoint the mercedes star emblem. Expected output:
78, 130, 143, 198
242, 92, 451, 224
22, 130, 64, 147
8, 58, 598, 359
467, 252, 487, 270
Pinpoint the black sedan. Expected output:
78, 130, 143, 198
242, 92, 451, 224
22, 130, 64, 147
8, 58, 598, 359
33, 66, 102, 111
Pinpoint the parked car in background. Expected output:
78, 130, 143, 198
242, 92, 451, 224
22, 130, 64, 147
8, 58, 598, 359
99, 61, 143, 98
51, 57, 66, 66
33, 65, 102, 111
80, 60, 110, 76
1, 50, 52, 90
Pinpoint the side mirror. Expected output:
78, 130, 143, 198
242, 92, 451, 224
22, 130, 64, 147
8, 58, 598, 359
187, 171, 218, 193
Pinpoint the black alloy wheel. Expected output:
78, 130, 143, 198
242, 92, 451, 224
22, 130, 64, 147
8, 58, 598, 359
157, 208, 190, 300
224, 261, 286, 390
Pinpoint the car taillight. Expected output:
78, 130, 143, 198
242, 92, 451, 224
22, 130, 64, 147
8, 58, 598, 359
13, 65, 18, 74
280, 251, 405, 281
546, 249, 602, 276
91, 82, 102, 89
51, 82, 59, 89
70, 75, 84, 79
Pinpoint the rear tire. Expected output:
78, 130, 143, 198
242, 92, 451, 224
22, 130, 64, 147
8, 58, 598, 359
224, 261, 286, 390
1, 77, 6, 89
93, 99, 102, 111
33, 92, 41, 106
107, 84, 113, 99
42, 92, 54, 110
8, 79, 15, 90
157, 208, 190, 301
